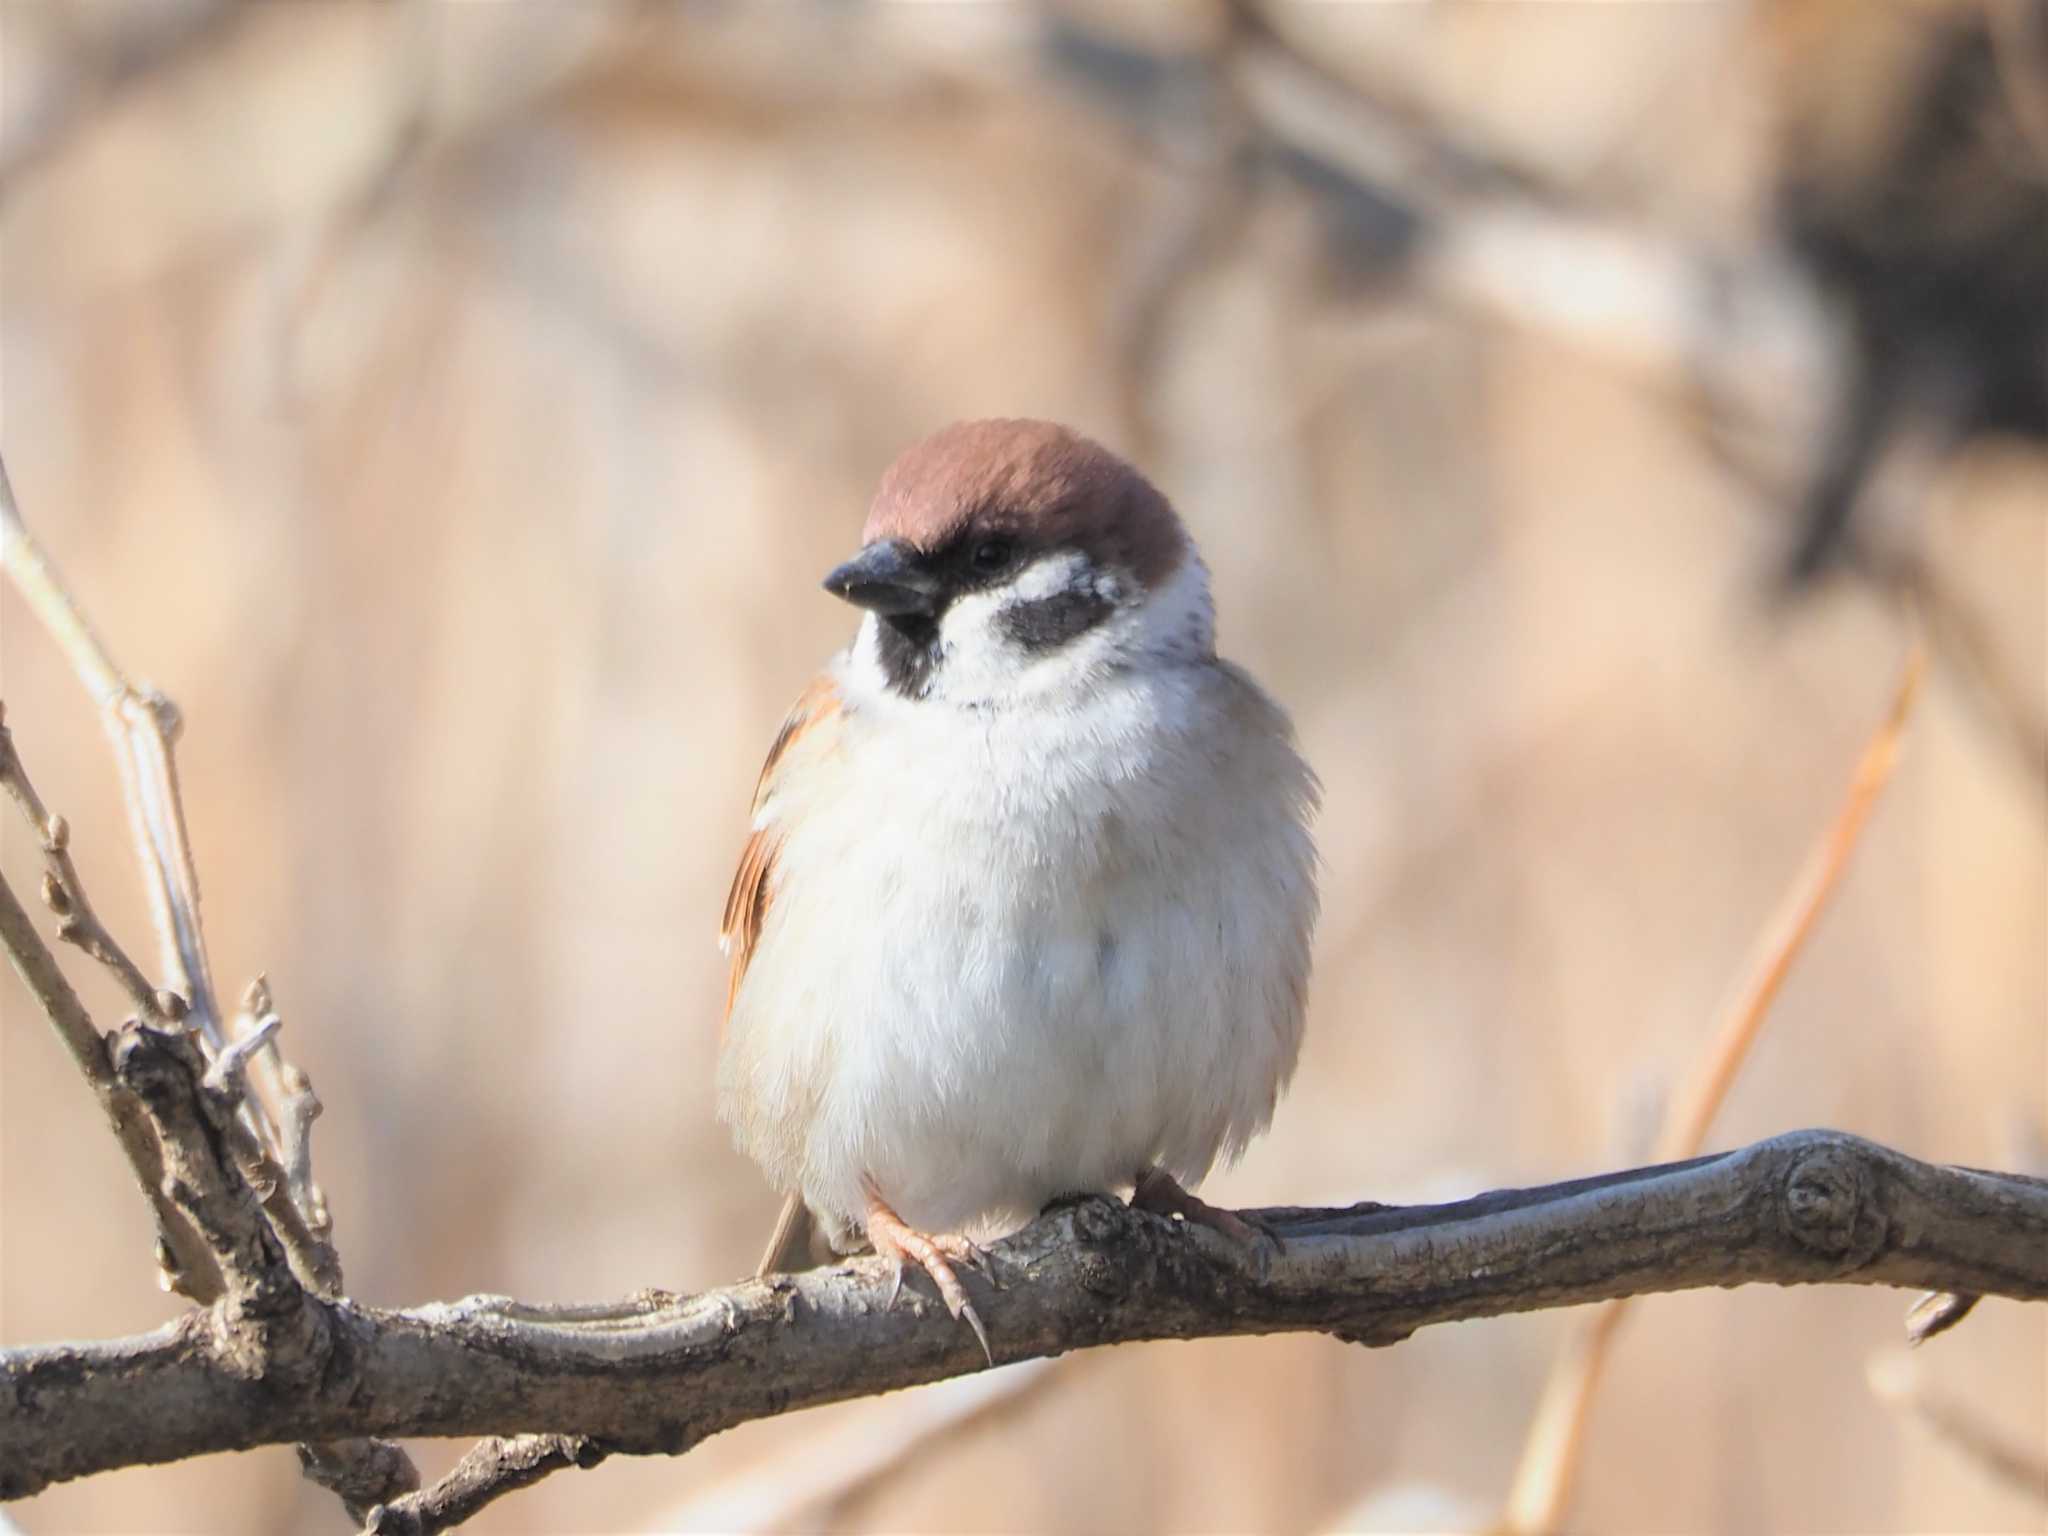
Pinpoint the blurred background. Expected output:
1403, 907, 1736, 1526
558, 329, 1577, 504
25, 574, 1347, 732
2, 2, 2044, 1532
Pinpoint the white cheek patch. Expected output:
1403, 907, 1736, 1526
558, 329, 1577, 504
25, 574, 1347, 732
1010, 549, 1091, 602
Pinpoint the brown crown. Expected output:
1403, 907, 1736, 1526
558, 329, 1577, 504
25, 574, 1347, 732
862, 420, 1187, 590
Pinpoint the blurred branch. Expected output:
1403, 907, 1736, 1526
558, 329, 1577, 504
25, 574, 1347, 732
1064, 2, 1818, 378
2, 1129, 2045, 1525
1893, 551, 2048, 794
649, 1359, 1057, 1535
1660, 639, 1923, 1164
1869, 1347, 2048, 1507
1499, 635, 1926, 1536
1985, 0, 2048, 172
0, 0, 241, 191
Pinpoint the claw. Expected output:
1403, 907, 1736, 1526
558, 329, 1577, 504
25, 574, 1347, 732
948, 1233, 1000, 1287
956, 1298, 993, 1365
862, 1179, 995, 1365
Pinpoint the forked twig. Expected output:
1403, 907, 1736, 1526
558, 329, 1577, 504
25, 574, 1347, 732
0, 456, 343, 1257
0, 450, 412, 1519
0, 716, 162, 1022
2, 459, 225, 1043
362, 1436, 606, 1536
1497, 635, 1927, 1535
0, 857, 221, 1298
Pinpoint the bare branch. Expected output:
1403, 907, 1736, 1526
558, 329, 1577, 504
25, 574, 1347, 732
5, 456, 250, 1089
1, 454, 225, 1053
362, 1437, 606, 1536
0, 863, 222, 1298
106, 1023, 306, 1324
1, 1130, 2042, 1510
0, 717, 339, 1299
0, 711, 163, 1023
235, 974, 333, 1239
1, 453, 416, 1516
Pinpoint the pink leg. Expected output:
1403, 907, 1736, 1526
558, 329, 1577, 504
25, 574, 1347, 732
862, 1177, 993, 1364
1131, 1166, 1268, 1248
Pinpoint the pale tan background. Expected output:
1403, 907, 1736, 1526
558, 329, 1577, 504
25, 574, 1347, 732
2, 3, 2043, 1534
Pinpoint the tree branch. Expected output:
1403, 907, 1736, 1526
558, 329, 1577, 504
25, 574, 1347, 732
2, 1129, 2042, 1515
1, 452, 416, 1518
0, 830, 223, 1297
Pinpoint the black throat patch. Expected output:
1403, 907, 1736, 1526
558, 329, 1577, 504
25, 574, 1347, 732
876, 612, 941, 697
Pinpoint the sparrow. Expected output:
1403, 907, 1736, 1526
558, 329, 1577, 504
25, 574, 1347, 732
717, 419, 1319, 1357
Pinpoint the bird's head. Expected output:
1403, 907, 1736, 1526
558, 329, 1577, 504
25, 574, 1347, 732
826, 420, 1212, 704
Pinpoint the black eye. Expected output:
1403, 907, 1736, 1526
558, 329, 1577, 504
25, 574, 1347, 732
970, 539, 1014, 573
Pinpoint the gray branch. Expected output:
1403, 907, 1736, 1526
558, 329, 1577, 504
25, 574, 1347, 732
2, 453, 413, 1519
4, 1129, 2044, 1520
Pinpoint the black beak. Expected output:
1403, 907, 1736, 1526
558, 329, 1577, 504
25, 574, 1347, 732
822, 539, 943, 617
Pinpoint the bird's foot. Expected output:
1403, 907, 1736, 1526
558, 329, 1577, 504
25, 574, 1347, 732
1131, 1166, 1273, 1250
862, 1182, 993, 1364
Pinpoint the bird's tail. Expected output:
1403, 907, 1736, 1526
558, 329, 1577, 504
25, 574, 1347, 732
756, 1193, 817, 1277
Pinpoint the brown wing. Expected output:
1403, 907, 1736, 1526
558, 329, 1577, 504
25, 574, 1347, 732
719, 674, 843, 1032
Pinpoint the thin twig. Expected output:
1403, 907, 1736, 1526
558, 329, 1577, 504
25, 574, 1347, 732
5, 458, 228, 1052
0, 451, 412, 1516
1498, 636, 1927, 1536
1897, 551, 2048, 795
0, 710, 163, 1022
239, 974, 333, 1238
0, 454, 346, 1267
362, 1437, 606, 1536
1658, 639, 1924, 1163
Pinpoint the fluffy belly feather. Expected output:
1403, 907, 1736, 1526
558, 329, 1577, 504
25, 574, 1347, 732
716, 663, 1315, 1245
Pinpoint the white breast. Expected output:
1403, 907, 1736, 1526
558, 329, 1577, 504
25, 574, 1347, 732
717, 634, 1318, 1246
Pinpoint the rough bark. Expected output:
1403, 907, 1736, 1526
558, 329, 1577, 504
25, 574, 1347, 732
4, 1129, 2044, 1510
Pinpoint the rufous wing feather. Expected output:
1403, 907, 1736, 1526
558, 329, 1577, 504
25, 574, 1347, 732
721, 676, 846, 1274
718, 672, 843, 1030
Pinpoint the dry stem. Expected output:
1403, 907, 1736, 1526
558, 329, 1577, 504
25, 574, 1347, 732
1498, 636, 1927, 1535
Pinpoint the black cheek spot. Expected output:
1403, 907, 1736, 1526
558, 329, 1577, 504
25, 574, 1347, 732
999, 591, 1114, 653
